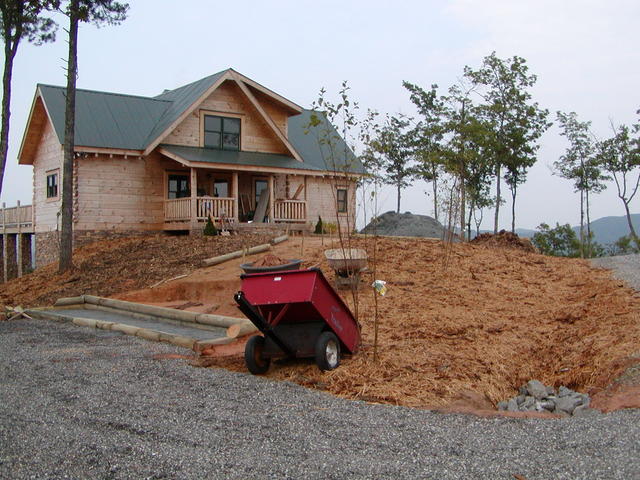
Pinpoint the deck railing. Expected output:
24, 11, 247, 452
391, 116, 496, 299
1, 204, 33, 227
273, 200, 307, 222
164, 197, 235, 222
197, 197, 234, 220
165, 198, 307, 223
164, 198, 192, 222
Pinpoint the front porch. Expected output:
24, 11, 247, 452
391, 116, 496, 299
162, 168, 308, 231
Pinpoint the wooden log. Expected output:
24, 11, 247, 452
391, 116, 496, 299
202, 243, 271, 266
271, 234, 289, 245
194, 313, 244, 328
226, 320, 258, 339
110, 323, 141, 336
135, 328, 161, 342
72, 317, 97, 328
54, 296, 86, 307
194, 336, 236, 352
158, 332, 196, 350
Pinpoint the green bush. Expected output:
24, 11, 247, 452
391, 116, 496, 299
532, 222, 604, 258
314, 216, 323, 234
203, 217, 218, 236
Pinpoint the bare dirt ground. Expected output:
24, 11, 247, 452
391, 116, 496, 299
0, 233, 271, 309
2, 232, 639, 412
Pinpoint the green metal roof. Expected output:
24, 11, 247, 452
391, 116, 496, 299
288, 110, 364, 174
35, 71, 364, 174
38, 84, 171, 150
160, 144, 324, 172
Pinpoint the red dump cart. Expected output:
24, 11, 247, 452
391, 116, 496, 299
234, 268, 360, 374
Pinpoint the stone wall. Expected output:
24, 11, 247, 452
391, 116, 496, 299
35, 230, 163, 268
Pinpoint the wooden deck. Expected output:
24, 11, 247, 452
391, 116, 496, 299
1, 203, 34, 234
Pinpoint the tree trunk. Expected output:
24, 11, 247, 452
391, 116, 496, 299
585, 187, 592, 258
466, 201, 473, 241
511, 184, 517, 233
0, 36, 19, 198
579, 188, 585, 259
432, 175, 438, 223
493, 163, 501, 233
623, 200, 640, 249
396, 183, 401, 213
59, 9, 79, 273
459, 177, 465, 241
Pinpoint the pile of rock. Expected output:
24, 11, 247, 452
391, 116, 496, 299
497, 380, 599, 417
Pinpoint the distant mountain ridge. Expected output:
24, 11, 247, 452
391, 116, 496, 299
515, 214, 640, 245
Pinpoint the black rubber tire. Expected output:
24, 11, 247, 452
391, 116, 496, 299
245, 335, 270, 374
315, 331, 341, 371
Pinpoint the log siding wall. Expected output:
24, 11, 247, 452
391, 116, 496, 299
33, 121, 63, 233
164, 80, 289, 155
74, 152, 175, 231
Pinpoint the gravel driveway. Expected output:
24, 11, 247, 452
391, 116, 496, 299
1, 319, 639, 479
591, 253, 640, 291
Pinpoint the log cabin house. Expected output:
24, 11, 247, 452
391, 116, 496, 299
15, 68, 363, 269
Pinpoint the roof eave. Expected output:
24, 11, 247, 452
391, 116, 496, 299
18, 86, 60, 165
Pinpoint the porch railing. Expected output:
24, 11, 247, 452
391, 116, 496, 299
164, 198, 192, 222
164, 198, 306, 223
197, 197, 234, 220
1, 204, 33, 227
274, 200, 307, 222
164, 197, 235, 222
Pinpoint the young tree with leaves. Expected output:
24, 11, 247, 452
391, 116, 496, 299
58, 0, 128, 273
554, 111, 609, 258
0, 0, 57, 197
403, 82, 445, 222
371, 115, 415, 213
465, 52, 549, 233
440, 80, 493, 240
595, 119, 640, 249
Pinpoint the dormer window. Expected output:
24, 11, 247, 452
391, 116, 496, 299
204, 114, 240, 150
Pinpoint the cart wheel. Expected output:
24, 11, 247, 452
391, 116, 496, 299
315, 331, 341, 371
245, 335, 270, 375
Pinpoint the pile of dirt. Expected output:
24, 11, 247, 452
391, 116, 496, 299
0, 233, 271, 309
204, 236, 640, 409
360, 211, 445, 238
252, 254, 288, 267
471, 229, 537, 253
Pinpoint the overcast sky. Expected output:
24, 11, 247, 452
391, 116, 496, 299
2, 0, 638, 230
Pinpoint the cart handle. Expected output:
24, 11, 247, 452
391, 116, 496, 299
234, 291, 295, 357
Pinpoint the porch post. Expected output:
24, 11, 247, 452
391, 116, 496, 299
190, 168, 197, 225
232, 171, 239, 222
268, 174, 275, 223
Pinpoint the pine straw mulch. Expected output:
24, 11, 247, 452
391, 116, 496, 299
0, 233, 272, 309
207, 236, 640, 408
471, 229, 538, 253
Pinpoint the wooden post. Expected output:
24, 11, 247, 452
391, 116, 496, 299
268, 175, 275, 223
232, 171, 239, 222
190, 168, 197, 227
2, 202, 6, 283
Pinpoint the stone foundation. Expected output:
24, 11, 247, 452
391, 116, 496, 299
35, 230, 163, 268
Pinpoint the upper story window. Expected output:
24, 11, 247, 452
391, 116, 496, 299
46, 171, 59, 199
204, 115, 240, 150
